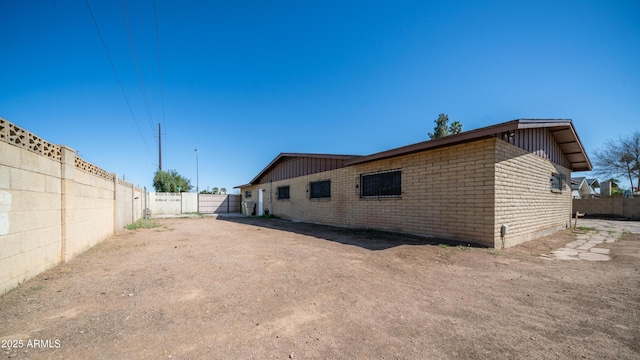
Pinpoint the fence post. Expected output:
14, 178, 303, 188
113, 173, 117, 234
59, 145, 76, 263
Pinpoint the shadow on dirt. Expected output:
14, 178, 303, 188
216, 215, 486, 251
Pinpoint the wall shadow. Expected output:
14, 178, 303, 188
216, 215, 486, 251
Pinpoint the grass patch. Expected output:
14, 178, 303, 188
183, 212, 204, 217
260, 214, 281, 219
576, 226, 597, 232
457, 244, 471, 251
125, 218, 160, 230
438, 243, 449, 249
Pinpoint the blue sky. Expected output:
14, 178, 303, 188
1, 0, 639, 192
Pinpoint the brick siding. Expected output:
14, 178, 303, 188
242, 137, 573, 248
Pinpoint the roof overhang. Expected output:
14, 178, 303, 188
345, 119, 592, 171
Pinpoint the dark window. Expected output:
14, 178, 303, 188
310, 180, 331, 199
245, 190, 252, 198
361, 170, 401, 197
551, 173, 564, 192
277, 185, 290, 200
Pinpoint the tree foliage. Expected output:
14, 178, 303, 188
428, 113, 463, 139
593, 131, 640, 191
153, 169, 193, 193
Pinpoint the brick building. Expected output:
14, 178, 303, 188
235, 119, 591, 248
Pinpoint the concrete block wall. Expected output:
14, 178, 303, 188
0, 118, 145, 294
115, 180, 145, 230
147, 192, 198, 215
494, 140, 572, 247
573, 196, 640, 220
63, 166, 116, 260
0, 140, 62, 294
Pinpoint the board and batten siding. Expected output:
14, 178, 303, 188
493, 127, 572, 169
256, 156, 350, 184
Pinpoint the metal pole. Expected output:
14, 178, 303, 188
143, 187, 147, 223
195, 148, 199, 213
194, 148, 199, 193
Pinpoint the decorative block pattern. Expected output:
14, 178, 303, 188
0, 118, 61, 162
0, 118, 6, 141
75, 156, 115, 181
117, 178, 131, 187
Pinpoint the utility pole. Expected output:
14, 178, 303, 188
158, 123, 162, 171
194, 148, 199, 194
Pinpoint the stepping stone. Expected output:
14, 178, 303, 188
551, 248, 580, 256
554, 254, 581, 260
577, 243, 596, 251
590, 248, 610, 255
578, 252, 610, 261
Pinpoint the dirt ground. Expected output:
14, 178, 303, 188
1, 216, 639, 359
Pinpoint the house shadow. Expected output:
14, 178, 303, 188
216, 215, 486, 251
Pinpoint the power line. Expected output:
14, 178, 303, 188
119, 0, 155, 133
84, 0, 154, 162
153, 0, 168, 169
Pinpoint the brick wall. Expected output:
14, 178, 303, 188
494, 140, 572, 248
241, 137, 574, 248
242, 138, 497, 246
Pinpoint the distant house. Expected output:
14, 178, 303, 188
571, 177, 600, 199
235, 119, 591, 248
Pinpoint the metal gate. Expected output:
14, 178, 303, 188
198, 194, 242, 214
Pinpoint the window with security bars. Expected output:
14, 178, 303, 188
277, 185, 290, 200
551, 173, 564, 192
310, 180, 331, 199
361, 170, 401, 197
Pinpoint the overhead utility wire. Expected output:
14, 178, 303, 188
84, 0, 154, 162
119, 0, 155, 133
153, 0, 168, 169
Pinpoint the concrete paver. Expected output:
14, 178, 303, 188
545, 219, 640, 262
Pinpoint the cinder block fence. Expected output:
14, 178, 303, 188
0, 118, 145, 294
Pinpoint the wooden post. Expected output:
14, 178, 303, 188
573, 211, 585, 230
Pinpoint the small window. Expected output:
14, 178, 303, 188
310, 180, 331, 199
277, 185, 290, 200
551, 173, 564, 192
361, 170, 401, 197
245, 190, 252, 198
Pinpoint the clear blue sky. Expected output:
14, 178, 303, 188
1, 0, 639, 192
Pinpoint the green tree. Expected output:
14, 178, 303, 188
220, 187, 227, 195
153, 169, 193, 192
593, 131, 640, 191
428, 114, 463, 139
212, 187, 219, 195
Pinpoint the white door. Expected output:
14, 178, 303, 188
258, 189, 264, 216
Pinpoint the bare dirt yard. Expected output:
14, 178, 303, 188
1, 216, 639, 359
